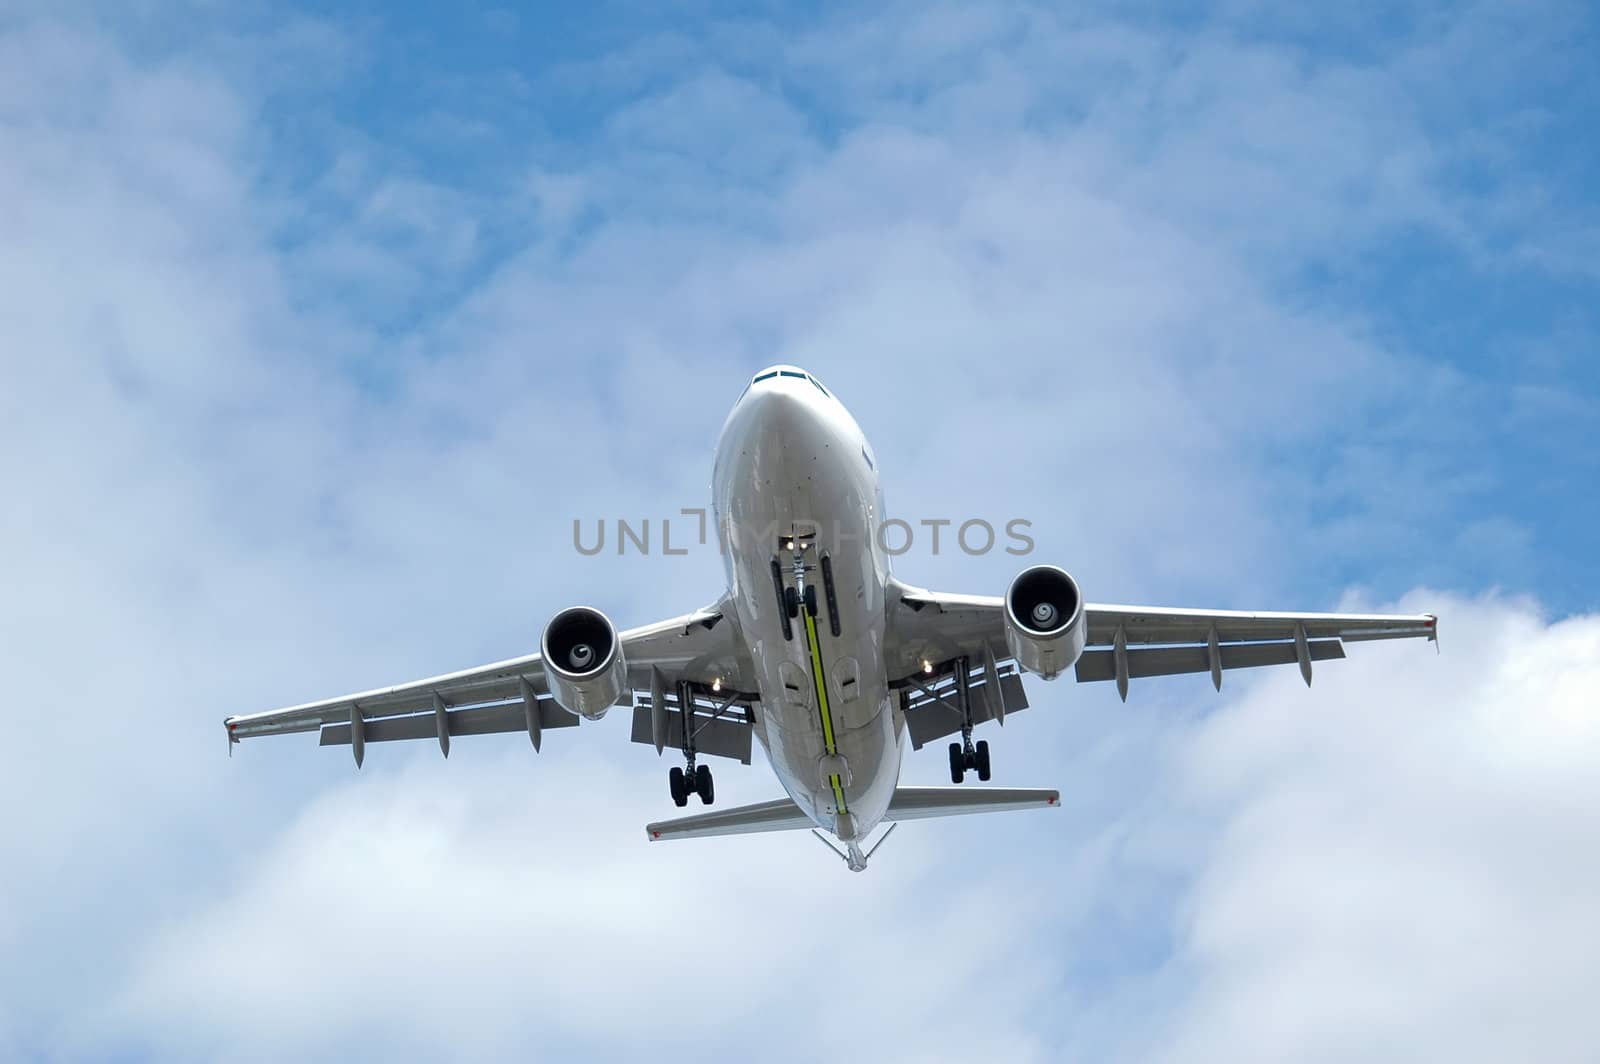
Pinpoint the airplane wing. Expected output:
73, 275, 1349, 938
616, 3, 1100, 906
887, 581, 1437, 704
225, 598, 756, 765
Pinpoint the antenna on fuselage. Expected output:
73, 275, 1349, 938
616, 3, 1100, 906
810, 823, 898, 872
865, 822, 898, 860
810, 829, 850, 865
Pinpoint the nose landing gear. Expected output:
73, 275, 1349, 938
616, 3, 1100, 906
778, 556, 819, 620
776, 533, 821, 623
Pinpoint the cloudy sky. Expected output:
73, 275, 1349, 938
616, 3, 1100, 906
3, 1, 1597, 1060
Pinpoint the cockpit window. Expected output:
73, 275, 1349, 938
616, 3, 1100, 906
749, 368, 829, 398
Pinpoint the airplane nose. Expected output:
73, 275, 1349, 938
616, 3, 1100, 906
741, 381, 809, 432
732, 379, 828, 467
749, 380, 797, 408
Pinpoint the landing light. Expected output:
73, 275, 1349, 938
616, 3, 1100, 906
787, 539, 795, 550
712, 678, 722, 693
922, 659, 932, 674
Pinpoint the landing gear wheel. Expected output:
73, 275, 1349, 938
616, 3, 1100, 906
694, 763, 715, 805
784, 585, 800, 619
668, 766, 689, 807
975, 740, 991, 782
804, 584, 818, 617
948, 741, 966, 784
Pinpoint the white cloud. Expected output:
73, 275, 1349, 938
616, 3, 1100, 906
1149, 594, 1600, 1062
112, 749, 1062, 1062
97, 599, 1600, 1064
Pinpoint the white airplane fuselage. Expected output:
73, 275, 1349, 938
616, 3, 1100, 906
711, 367, 902, 849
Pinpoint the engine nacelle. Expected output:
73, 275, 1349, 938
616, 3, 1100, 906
540, 606, 627, 720
1003, 565, 1087, 680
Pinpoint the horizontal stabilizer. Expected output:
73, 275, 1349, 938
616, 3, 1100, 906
646, 798, 814, 841
644, 786, 1060, 842
885, 786, 1059, 821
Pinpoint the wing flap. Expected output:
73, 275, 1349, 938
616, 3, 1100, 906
1087, 604, 1437, 646
1074, 638, 1345, 684
318, 699, 580, 747
628, 704, 753, 764
903, 672, 1029, 750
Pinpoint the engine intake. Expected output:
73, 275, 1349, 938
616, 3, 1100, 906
1004, 565, 1086, 680
541, 606, 627, 719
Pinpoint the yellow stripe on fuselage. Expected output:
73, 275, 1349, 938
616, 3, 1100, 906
802, 607, 849, 814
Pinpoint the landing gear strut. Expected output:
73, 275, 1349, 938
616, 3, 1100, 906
668, 679, 715, 807
946, 656, 992, 784
776, 532, 823, 624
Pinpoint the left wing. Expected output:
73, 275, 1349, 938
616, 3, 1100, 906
225, 598, 755, 763
887, 582, 1436, 700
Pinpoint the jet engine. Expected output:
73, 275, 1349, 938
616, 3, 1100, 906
1003, 565, 1086, 680
541, 606, 627, 719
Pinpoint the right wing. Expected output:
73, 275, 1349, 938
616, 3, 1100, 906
225, 598, 756, 763
888, 581, 1437, 700
1072, 602, 1437, 695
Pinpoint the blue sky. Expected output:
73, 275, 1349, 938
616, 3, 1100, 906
2, 2, 1598, 1062
190, 0, 1598, 610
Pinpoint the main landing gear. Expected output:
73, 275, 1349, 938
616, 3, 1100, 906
667, 678, 715, 807
669, 762, 714, 807
949, 739, 991, 784
946, 655, 992, 784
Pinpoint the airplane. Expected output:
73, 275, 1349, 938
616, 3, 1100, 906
225, 365, 1438, 871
